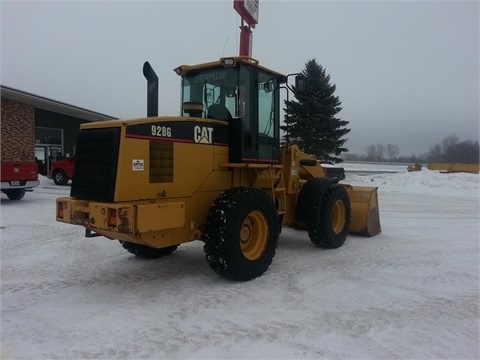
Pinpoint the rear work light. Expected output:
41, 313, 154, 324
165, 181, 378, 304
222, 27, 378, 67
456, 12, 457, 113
221, 57, 236, 67
107, 208, 117, 227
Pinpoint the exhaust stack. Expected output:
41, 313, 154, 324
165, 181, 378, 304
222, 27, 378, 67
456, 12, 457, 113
143, 61, 158, 117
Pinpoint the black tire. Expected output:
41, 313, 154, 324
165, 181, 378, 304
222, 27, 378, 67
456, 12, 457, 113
307, 184, 351, 249
3, 189, 26, 200
203, 187, 279, 281
53, 170, 68, 185
119, 241, 178, 259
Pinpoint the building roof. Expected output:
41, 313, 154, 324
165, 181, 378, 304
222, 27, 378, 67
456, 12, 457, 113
1, 85, 116, 122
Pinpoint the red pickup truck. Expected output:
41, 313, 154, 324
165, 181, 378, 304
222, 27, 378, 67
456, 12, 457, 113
49, 158, 74, 185
319, 162, 346, 181
1, 162, 40, 200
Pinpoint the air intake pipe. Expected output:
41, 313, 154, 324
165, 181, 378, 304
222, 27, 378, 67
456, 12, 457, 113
143, 61, 158, 117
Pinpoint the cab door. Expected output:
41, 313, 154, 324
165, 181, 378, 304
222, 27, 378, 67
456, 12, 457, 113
257, 75, 279, 163
230, 65, 280, 164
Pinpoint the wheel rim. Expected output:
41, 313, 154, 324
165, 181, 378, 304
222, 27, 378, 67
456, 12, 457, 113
240, 210, 269, 260
331, 199, 346, 234
55, 173, 63, 183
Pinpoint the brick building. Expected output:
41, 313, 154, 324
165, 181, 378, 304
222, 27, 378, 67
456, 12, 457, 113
1, 85, 115, 175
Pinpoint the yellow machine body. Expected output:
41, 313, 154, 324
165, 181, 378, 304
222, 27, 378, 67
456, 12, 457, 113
56, 136, 381, 248
56, 56, 381, 258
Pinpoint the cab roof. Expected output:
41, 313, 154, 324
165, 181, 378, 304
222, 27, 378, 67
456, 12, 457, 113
173, 56, 286, 82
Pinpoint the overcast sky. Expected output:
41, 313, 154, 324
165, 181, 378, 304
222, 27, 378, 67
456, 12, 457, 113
2, 0, 478, 156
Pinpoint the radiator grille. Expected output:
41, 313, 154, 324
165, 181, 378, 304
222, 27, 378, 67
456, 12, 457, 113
149, 141, 173, 183
70, 128, 120, 201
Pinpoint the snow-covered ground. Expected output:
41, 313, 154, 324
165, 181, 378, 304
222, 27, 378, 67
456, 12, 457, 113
343, 161, 409, 174
1, 166, 479, 359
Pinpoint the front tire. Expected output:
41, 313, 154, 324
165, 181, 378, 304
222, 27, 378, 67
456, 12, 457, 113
3, 189, 26, 200
307, 184, 351, 249
203, 187, 279, 281
119, 241, 178, 259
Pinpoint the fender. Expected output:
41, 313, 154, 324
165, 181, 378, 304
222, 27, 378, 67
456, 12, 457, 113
294, 177, 335, 224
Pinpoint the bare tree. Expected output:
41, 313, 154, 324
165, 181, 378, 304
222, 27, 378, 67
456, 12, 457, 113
427, 134, 478, 163
365, 144, 376, 161
428, 144, 443, 162
375, 143, 386, 161
364, 144, 387, 161
455, 140, 479, 163
439, 134, 459, 162
386, 143, 400, 161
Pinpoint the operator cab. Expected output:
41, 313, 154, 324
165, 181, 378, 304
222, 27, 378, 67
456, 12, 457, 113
175, 57, 286, 164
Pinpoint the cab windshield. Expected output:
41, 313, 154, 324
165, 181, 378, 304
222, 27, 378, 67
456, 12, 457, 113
181, 67, 238, 121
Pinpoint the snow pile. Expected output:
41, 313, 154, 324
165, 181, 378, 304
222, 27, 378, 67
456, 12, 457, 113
343, 161, 407, 174
346, 168, 479, 197
1, 168, 479, 359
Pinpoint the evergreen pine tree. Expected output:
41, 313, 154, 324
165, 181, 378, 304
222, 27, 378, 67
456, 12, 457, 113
281, 59, 350, 163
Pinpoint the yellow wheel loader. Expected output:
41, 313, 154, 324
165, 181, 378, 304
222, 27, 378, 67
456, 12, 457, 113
56, 57, 380, 281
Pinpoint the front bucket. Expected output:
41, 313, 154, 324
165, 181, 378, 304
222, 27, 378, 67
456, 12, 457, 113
345, 185, 381, 237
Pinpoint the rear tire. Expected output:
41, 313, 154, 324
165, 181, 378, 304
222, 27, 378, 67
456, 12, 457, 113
53, 170, 68, 185
307, 184, 351, 249
203, 187, 279, 281
3, 189, 26, 200
120, 241, 178, 259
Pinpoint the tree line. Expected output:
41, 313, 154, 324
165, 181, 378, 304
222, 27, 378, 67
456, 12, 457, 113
424, 134, 479, 163
344, 134, 479, 163
281, 59, 478, 164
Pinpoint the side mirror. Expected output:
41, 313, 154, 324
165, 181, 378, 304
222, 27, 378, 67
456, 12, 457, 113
263, 80, 274, 93
206, 89, 215, 103
295, 75, 306, 94
226, 87, 237, 98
